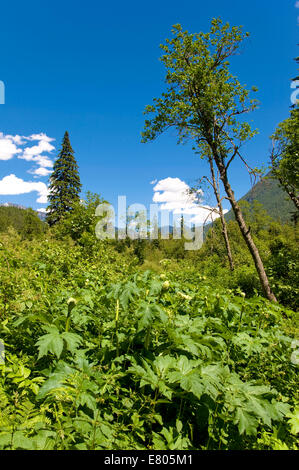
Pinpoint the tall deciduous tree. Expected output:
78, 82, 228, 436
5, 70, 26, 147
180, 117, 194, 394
270, 55, 299, 213
270, 108, 299, 212
46, 131, 82, 226
141, 19, 277, 301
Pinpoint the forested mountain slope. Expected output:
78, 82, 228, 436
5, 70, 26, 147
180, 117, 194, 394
228, 175, 294, 224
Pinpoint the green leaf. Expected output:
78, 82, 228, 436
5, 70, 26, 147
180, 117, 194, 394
12, 431, 34, 450
0, 433, 11, 449
167, 356, 203, 399
176, 419, 183, 433
137, 302, 167, 332
287, 408, 299, 435
137, 302, 155, 331
78, 392, 97, 412
148, 279, 163, 296
119, 282, 139, 309
36, 327, 64, 359
61, 332, 82, 354
37, 361, 75, 399
233, 407, 258, 436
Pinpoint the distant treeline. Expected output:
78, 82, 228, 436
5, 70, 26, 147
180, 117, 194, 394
0, 206, 46, 239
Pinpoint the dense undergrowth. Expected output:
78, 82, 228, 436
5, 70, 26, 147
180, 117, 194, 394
0, 231, 298, 450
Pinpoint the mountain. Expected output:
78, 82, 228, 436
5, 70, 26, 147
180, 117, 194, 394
236, 174, 295, 223
0, 202, 27, 210
0, 202, 46, 221
202, 175, 295, 238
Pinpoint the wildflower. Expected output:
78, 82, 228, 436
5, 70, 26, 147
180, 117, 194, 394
177, 292, 192, 300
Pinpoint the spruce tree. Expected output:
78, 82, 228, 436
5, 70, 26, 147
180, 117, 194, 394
46, 131, 82, 226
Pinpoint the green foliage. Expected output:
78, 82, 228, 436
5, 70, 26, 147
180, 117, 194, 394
185, 201, 298, 310
267, 235, 299, 311
52, 192, 107, 252
270, 107, 299, 212
0, 231, 298, 450
0, 17, 297, 453
0, 206, 46, 239
141, 19, 258, 153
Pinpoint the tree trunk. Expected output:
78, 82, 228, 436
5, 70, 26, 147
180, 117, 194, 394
208, 155, 234, 271
218, 204, 235, 271
216, 161, 277, 302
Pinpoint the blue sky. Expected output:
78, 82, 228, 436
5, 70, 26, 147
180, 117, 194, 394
0, 0, 298, 222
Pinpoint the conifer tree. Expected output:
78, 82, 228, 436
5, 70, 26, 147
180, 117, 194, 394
46, 131, 82, 226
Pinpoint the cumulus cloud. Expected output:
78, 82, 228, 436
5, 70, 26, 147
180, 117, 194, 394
25, 133, 55, 143
0, 133, 23, 160
20, 140, 55, 162
296, 1, 299, 8
152, 177, 228, 225
34, 155, 53, 168
0, 174, 49, 204
20, 134, 55, 177
0, 132, 55, 175
153, 177, 195, 207
0, 132, 55, 202
5, 135, 26, 145
28, 155, 53, 178
29, 166, 53, 177
36, 193, 49, 204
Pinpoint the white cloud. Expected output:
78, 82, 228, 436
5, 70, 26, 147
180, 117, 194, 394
36, 193, 48, 204
153, 177, 189, 193
0, 132, 55, 186
189, 207, 229, 224
34, 155, 53, 168
29, 167, 52, 177
0, 132, 55, 163
18, 134, 55, 177
5, 135, 26, 145
295, 1, 299, 8
153, 177, 191, 203
25, 133, 55, 143
152, 177, 227, 225
0, 133, 23, 160
0, 174, 49, 204
0, 132, 55, 205
153, 177, 201, 211
20, 140, 55, 161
